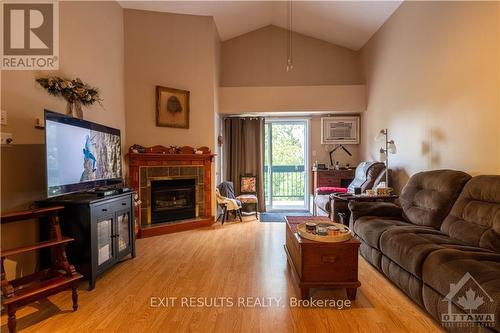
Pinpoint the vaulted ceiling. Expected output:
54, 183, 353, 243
119, 1, 402, 50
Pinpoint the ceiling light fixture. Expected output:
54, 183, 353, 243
286, 0, 293, 72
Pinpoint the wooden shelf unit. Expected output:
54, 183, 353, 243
1, 206, 82, 333
1, 237, 73, 258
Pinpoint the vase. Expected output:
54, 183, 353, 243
66, 101, 83, 119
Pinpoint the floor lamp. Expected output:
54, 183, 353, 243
375, 129, 397, 187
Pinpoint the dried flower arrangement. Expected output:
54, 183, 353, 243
36, 76, 103, 119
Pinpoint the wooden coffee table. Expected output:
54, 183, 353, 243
284, 216, 361, 300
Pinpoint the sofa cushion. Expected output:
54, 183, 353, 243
353, 217, 412, 249
381, 256, 425, 307
399, 170, 471, 228
422, 248, 500, 329
237, 194, 258, 203
441, 175, 500, 253
358, 241, 384, 270
379, 227, 482, 278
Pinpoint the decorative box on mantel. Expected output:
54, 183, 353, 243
127, 145, 215, 238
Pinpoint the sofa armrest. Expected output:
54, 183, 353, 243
348, 201, 403, 221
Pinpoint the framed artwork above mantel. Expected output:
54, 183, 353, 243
321, 116, 360, 144
156, 85, 190, 129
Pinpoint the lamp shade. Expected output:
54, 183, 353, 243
388, 140, 397, 154
379, 148, 387, 162
374, 129, 386, 142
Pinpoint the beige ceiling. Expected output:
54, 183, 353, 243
119, 1, 402, 50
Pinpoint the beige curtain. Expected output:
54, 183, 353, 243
223, 117, 266, 212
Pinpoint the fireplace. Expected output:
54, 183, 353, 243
128, 147, 214, 237
150, 178, 196, 224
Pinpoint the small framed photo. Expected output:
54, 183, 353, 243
156, 86, 190, 129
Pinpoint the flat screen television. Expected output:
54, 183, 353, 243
44, 110, 122, 197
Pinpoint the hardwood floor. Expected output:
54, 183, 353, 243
1, 219, 444, 333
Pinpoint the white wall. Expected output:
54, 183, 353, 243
361, 1, 500, 190
124, 9, 220, 212
221, 25, 363, 87
219, 85, 366, 114
124, 9, 219, 151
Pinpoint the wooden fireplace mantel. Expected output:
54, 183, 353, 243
127, 149, 215, 238
128, 153, 215, 163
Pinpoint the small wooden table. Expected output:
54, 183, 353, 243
331, 193, 399, 202
284, 216, 360, 300
331, 193, 399, 225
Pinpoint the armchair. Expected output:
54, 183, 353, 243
236, 175, 259, 219
216, 182, 242, 224
314, 161, 386, 222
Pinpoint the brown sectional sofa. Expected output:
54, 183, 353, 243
349, 170, 500, 332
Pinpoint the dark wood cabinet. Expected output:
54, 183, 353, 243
39, 192, 135, 290
312, 168, 355, 192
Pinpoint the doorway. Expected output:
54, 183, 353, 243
264, 120, 309, 211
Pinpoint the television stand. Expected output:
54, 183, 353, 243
38, 191, 136, 290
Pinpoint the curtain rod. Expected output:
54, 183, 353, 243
222, 115, 348, 120
222, 115, 265, 120
221, 113, 361, 119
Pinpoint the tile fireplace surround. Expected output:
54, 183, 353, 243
128, 150, 214, 238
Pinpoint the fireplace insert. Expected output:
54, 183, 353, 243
150, 178, 196, 224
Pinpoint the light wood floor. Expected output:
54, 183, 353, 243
1, 219, 444, 333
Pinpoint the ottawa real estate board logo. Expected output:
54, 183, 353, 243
1, 1, 59, 70
442, 272, 495, 329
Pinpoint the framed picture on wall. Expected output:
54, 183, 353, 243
156, 86, 190, 129
321, 116, 360, 144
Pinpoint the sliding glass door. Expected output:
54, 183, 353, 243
264, 120, 309, 211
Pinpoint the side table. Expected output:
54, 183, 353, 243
331, 193, 399, 203
332, 194, 399, 225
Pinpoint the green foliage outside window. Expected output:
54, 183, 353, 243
264, 123, 306, 202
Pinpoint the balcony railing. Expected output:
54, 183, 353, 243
264, 165, 305, 201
